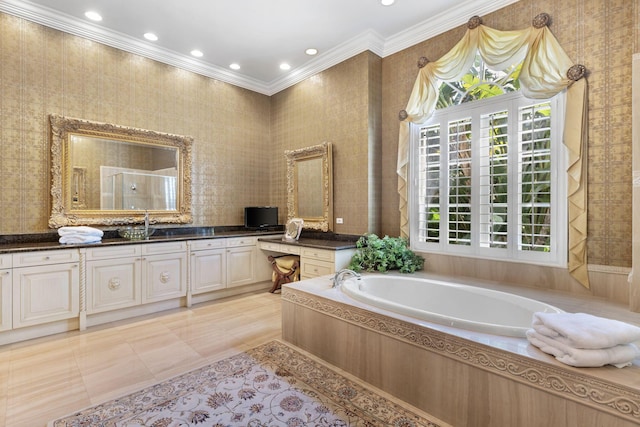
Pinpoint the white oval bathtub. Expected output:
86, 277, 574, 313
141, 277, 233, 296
340, 275, 563, 337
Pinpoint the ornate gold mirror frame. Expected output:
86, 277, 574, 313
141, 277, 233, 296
49, 115, 193, 227
285, 142, 333, 231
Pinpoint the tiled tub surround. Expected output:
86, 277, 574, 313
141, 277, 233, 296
282, 273, 640, 427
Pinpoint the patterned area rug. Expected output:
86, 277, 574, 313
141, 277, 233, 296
49, 340, 445, 426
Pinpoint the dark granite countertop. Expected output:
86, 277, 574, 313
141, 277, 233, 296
0, 227, 361, 254
0, 226, 284, 254
257, 236, 358, 251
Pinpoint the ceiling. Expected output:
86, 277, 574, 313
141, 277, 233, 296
1, 0, 517, 95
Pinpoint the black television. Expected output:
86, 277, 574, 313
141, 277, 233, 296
244, 206, 279, 230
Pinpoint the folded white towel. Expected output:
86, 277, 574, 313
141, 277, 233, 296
526, 329, 639, 368
532, 312, 640, 349
59, 235, 102, 244
58, 226, 104, 237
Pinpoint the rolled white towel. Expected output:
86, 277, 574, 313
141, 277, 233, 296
526, 329, 640, 368
58, 226, 104, 237
59, 235, 102, 244
532, 312, 640, 349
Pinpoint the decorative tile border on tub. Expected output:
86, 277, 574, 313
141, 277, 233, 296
282, 287, 640, 424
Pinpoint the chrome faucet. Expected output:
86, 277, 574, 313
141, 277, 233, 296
332, 268, 361, 288
144, 210, 149, 238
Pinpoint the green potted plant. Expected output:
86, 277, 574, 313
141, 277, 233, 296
348, 234, 424, 273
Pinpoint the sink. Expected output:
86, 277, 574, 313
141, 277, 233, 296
118, 226, 155, 240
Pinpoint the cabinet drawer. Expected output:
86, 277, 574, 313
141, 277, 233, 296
301, 248, 334, 262
259, 241, 282, 252
13, 249, 79, 267
190, 238, 226, 251
85, 244, 141, 260
0, 254, 11, 269
142, 241, 187, 255
278, 243, 300, 255
226, 236, 256, 247
301, 259, 334, 278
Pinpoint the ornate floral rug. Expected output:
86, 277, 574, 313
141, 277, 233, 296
49, 340, 445, 427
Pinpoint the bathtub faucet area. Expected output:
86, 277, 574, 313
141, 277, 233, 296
332, 268, 361, 288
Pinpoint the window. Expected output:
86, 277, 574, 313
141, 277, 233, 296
409, 90, 567, 266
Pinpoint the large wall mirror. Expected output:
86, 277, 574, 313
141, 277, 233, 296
285, 142, 333, 231
49, 115, 193, 227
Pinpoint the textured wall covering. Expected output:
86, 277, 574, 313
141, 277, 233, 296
0, 13, 271, 233
381, 0, 638, 268
270, 52, 382, 235
0, 0, 636, 271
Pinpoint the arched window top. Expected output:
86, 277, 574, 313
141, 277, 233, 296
437, 52, 522, 109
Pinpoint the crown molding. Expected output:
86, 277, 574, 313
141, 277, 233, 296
267, 29, 386, 95
382, 0, 520, 57
0, 0, 518, 96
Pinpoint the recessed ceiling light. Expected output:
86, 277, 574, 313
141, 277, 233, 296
190, 49, 204, 58
280, 63, 291, 70
143, 32, 158, 41
381, 0, 395, 5
305, 48, 318, 56
84, 11, 102, 21
230, 63, 240, 70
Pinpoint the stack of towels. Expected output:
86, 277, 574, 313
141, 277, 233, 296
58, 226, 104, 244
526, 312, 640, 368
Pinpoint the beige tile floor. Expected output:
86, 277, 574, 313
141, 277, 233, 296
0, 290, 282, 427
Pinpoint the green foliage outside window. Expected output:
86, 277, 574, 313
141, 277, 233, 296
427, 53, 552, 251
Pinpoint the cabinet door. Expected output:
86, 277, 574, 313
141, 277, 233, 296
0, 269, 12, 331
226, 246, 256, 288
143, 252, 187, 303
13, 263, 79, 328
86, 257, 141, 313
190, 248, 226, 294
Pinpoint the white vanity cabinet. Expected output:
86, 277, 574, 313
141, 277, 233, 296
189, 239, 227, 295
85, 245, 142, 313
12, 249, 80, 328
300, 247, 336, 279
0, 254, 12, 331
226, 236, 258, 288
190, 236, 272, 295
85, 241, 187, 313
300, 247, 355, 280
0, 232, 281, 345
141, 241, 187, 303
258, 240, 355, 280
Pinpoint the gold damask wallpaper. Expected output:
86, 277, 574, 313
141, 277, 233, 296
0, 0, 637, 270
0, 13, 271, 232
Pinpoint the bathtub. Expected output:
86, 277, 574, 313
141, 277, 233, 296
282, 275, 640, 426
340, 274, 563, 337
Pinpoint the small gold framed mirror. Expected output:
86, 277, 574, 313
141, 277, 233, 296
285, 142, 333, 231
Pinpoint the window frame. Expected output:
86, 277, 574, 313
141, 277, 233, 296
408, 90, 568, 267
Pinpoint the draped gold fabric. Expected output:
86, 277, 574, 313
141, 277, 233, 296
397, 16, 589, 288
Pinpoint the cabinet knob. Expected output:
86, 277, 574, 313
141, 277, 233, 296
108, 278, 121, 290
160, 271, 171, 283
